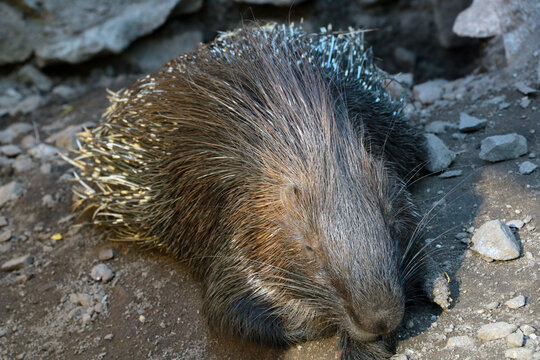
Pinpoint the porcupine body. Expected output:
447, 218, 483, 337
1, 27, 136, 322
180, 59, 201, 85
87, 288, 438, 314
67, 24, 430, 359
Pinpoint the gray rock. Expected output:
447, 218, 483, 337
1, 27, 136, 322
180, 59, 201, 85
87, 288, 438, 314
27, 143, 59, 160
0, 156, 13, 177
507, 219, 525, 229
478, 322, 518, 341
413, 79, 448, 104
10, 95, 42, 115
1, 254, 34, 271
520, 97, 531, 109
446, 335, 475, 348
453, 0, 499, 38
123, 30, 203, 73
98, 248, 114, 261
507, 332, 524, 347
0, 4, 33, 65
485, 301, 500, 310
7, 123, 33, 137
17, 64, 53, 92
0, 229, 11, 242
0, 181, 23, 207
77, 293, 94, 307
519, 161, 537, 175
90, 263, 114, 283
51, 85, 77, 100
0, 216, 7, 227
20, 135, 38, 150
12, 155, 33, 173
479, 133, 527, 162
425, 121, 457, 134
438, 170, 463, 178
471, 220, 520, 261
34, 0, 185, 65
505, 295, 526, 309
520, 325, 536, 336
0, 130, 15, 145
41, 194, 56, 208
504, 348, 534, 359
0, 145, 22, 157
424, 134, 456, 172
515, 82, 537, 95
459, 113, 487, 132
45, 122, 95, 151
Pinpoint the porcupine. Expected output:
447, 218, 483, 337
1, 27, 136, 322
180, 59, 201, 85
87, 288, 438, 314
65, 24, 445, 359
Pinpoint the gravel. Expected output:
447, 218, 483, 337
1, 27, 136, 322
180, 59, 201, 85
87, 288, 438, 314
470, 220, 520, 261
479, 133, 527, 162
477, 322, 518, 341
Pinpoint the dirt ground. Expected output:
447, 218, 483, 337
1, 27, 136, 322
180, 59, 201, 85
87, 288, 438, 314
1, 38, 540, 360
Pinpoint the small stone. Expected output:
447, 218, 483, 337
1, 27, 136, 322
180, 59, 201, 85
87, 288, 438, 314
529, 153, 536, 158
479, 133, 527, 162
0, 130, 15, 145
446, 335, 475, 348
478, 322, 518, 341
471, 220, 520, 261
0, 327, 7, 337
523, 215, 532, 224
515, 82, 537, 95
413, 79, 447, 104
0, 229, 12, 242
498, 102, 510, 110
52, 85, 76, 100
27, 143, 59, 160
390, 355, 408, 360
0, 181, 24, 207
504, 348, 534, 359
0, 216, 7, 227
40, 163, 52, 174
485, 301, 500, 310
139, 315, 146, 323
16, 274, 29, 284
0, 145, 22, 157
17, 64, 53, 92
90, 263, 114, 283
45, 122, 95, 151
520, 97, 531, 109
519, 161, 538, 175
424, 134, 456, 172
505, 295, 526, 309
507, 332, 524, 347
20, 135, 38, 150
438, 170, 463, 178
104, 333, 114, 340
521, 325, 536, 336
459, 113, 487, 132
12, 155, 33, 173
507, 220, 525, 229
77, 293, 93, 307
69, 293, 78, 304
1, 254, 34, 271
41, 194, 56, 208
81, 313, 92, 325
425, 121, 457, 134
98, 248, 114, 261
68, 307, 82, 321
10, 95, 42, 116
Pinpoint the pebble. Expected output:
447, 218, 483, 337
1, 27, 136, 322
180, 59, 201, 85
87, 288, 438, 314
471, 220, 520, 261
478, 322, 517, 341
98, 248, 114, 261
424, 121, 457, 134
0, 145, 22, 157
390, 355, 408, 360
438, 170, 463, 178
90, 263, 114, 283
0, 216, 7, 227
479, 133, 527, 162
0, 181, 24, 207
507, 332, 525, 347
77, 293, 94, 307
515, 81, 537, 95
519, 161, 538, 175
1, 254, 34, 271
413, 79, 447, 104
27, 143, 59, 160
459, 113, 487, 132
20, 135, 38, 150
52, 85, 77, 100
507, 220, 525, 229
41, 194, 56, 208
504, 348, 534, 359
521, 325, 536, 336
0, 229, 12, 242
520, 97, 531, 109
505, 295, 526, 309
446, 335, 475, 348
104, 333, 114, 340
0, 327, 6, 337
12, 155, 34, 173
10, 95, 43, 116
81, 313, 92, 325
424, 134, 456, 172
485, 301, 500, 310
17, 64, 53, 92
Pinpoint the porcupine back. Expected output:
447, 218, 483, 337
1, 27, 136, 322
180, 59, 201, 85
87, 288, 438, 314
66, 24, 427, 348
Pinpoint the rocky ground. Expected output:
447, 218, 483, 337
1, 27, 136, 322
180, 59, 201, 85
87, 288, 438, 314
1, 1, 540, 360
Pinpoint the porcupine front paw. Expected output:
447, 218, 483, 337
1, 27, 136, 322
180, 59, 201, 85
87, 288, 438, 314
422, 257, 452, 309
338, 333, 396, 360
